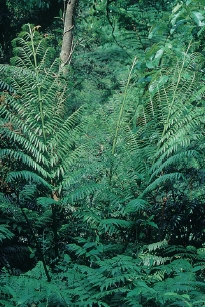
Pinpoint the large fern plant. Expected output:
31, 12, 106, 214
1, 24, 82, 190
133, 49, 205, 238
0, 24, 83, 278
64, 46, 205, 249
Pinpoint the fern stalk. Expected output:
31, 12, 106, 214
112, 57, 137, 155
28, 24, 46, 143
28, 25, 60, 259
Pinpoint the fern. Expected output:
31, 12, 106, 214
0, 225, 14, 242
0, 25, 86, 279
0, 25, 82, 193
1, 2, 205, 305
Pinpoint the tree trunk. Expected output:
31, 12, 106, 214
60, 0, 77, 72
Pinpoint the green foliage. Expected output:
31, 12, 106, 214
0, 24, 82, 191
0, 243, 204, 306
0, 224, 14, 242
0, 24, 83, 279
1, 1, 205, 306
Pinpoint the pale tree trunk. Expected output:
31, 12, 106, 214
60, 0, 77, 73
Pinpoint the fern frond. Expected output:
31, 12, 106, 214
147, 240, 168, 252
37, 197, 59, 207
99, 218, 132, 235
6, 171, 51, 189
50, 107, 82, 146
54, 148, 85, 181
63, 183, 103, 203
0, 76, 15, 93
140, 254, 170, 266
0, 225, 14, 242
0, 149, 49, 178
150, 150, 199, 180
125, 198, 148, 214
142, 172, 184, 196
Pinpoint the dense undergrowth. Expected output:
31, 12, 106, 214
0, 0, 205, 306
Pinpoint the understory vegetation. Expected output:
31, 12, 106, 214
0, 0, 205, 306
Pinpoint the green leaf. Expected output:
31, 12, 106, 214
125, 198, 147, 213
0, 225, 14, 242
192, 11, 205, 26
192, 265, 203, 272
155, 48, 164, 60
148, 75, 169, 94
172, 3, 183, 14
37, 197, 59, 207
6, 171, 52, 189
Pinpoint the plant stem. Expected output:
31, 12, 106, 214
112, 57, 137, 155
28, 24, 46, 143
